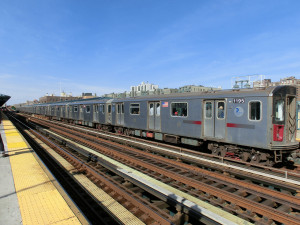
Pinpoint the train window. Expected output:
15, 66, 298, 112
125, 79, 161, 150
205, 102, 212, 118
149, 103, 154, 116
108, 105, 112, 113
156, 103, 160, 116
249, 101, 261, 121
171, 103, 187, 117
74, 105, 78, 112
86, 106, 91, 113
217, 102, 225, 119
122, 104, 124, 114
117, 104, 120, 114
274, 100, 284, 122
100, 104, 104, 113
130, 103, 140, 115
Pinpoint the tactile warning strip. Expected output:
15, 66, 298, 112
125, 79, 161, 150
2, 117, 82, 225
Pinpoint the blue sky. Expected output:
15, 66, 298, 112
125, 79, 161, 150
1, 0, 300, 105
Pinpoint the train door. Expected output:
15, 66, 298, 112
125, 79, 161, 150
79, 105, 84, 120
116, 103, 124, 126
297, 102, 300, 131
93, 104, 99, 122
286, 96, 296, 142
148, 101, 161, 131
203, 100, 226, 139
61, 106, 65, 118
68, 105, 72, 119
105, 99, 114, 124
106, 104, 112, 124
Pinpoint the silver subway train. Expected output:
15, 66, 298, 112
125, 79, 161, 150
18, 86, 299, 165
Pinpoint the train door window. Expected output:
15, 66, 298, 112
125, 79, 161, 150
149, 103, 154, 116
205, 102, 212, 118
156, 103, 160, 116
112, 104, 115, 113
80, 105, 83, 112
94, 104, 99, 112
117, 104, 120, 114
130, 103, 140, 115
274, 99, 284, 122
86, 105, 91, 113
108, 105, 112, 113
74, 105, 78, 112
171, 102, 187, 117
217, 102, 225, 119
100, 104, 104, 113
249, 101, 261, 121
121, 104, 124, 114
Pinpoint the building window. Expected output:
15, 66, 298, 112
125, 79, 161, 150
249, 101, 261, 121
130, 103, 140, 115
171, 103, 187, 117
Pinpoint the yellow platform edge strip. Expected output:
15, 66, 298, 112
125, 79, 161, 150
2, 117, 82, 225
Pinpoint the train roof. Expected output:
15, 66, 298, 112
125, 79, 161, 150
110, 86, 296, 102
28, 97, 110, 107
25, 85, 296, 107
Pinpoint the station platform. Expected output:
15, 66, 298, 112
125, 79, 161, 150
0, 113, 87, 225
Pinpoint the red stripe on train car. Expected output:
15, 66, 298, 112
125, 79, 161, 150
227, 123, 238, 127
193, 121, 202, 125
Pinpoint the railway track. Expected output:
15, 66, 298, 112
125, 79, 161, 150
26, 114, 300, 188
15, 113, 300, 224
7, 113, 222, 224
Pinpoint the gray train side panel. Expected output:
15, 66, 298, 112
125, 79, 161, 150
123, 101, 147, 130
226, 96, 269, 149
160, 99, 202, 139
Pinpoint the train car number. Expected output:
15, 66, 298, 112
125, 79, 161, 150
233, 98, 245, 103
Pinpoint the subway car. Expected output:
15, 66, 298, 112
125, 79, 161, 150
18, 86, 298, 165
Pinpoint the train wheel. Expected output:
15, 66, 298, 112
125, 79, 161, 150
264, 159, 275, 167
242, 152, 250, 162
250, 154, 261, 164
219, 146, 227, 157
